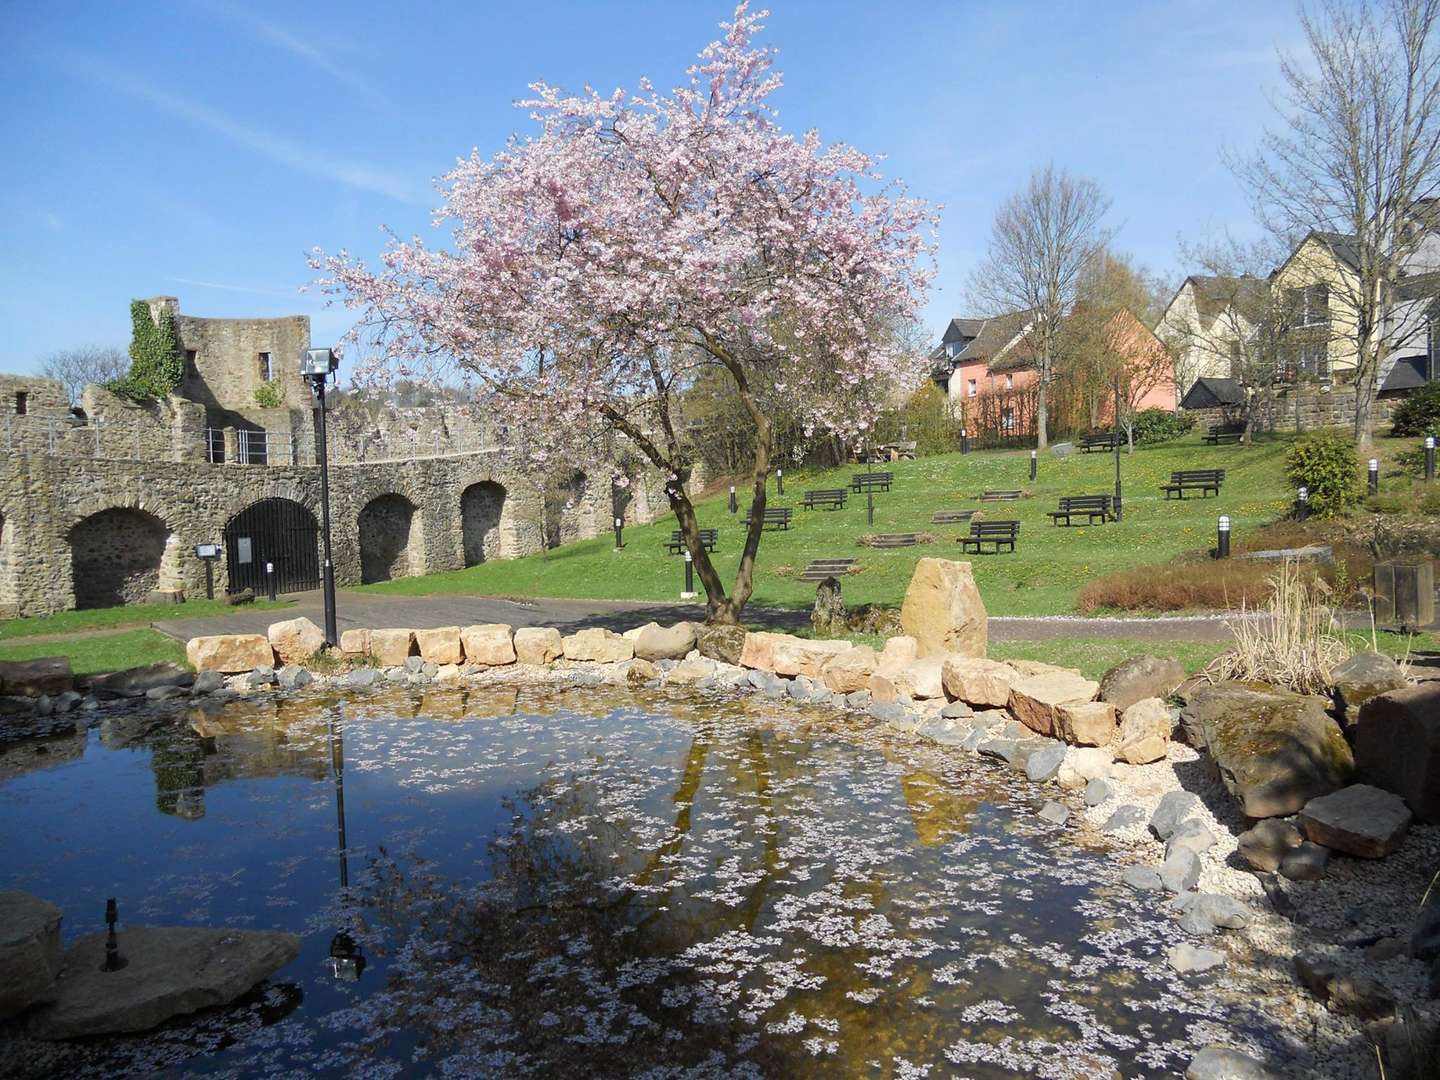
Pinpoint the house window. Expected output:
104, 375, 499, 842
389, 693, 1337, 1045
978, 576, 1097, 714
1001, 406, 1015, 433
946, 341, 962, 358
967, 378, 977, 398
1293, 341, 1330, 380
185, 349, 198, 377
14, 391, 27, 415
1289, 284, 1330, 329
258, 352, 272, 381
1005, 373, 1014, 390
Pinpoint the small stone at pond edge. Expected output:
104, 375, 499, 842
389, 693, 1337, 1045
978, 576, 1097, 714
1169, 944, 1225, 974
1150, 790, 1202, 841
1026, 744, 1067, 783
1038, 801, 1069, 825
1084, 777, 1115, 806
1101, 804, 1146, 833
1185, 1046, 1275, 1079
1122, 865, 1163, 892
1160, 847, 1202, 893
1280, 842, 1329, 881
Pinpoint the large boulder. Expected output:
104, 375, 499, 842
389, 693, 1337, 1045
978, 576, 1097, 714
738, 632, 850, 678
1181, 682, 1354, 818
0, 891, 63, 1019
820, 646, 877, 694
338, 628, 371, 657
1115, 697, 1174, 765
1328, 651, 1407, 724
629, 622, 698, 662
941, 657, 1019, 707
1299, 784, 1412, 858
1098, 654, 1186, 711
27, 926, 301, 1039
562, 627, 634, 664
870, 657, 946, 703
414, 626, 463, 665
462, 624, 516, 666
1055, 700, 1118, 747
368, 629, 416, 667
185, 635, 274, 674
513, 627, 563, 665
696, 624, 748, 665
0, 658, 74, 698
266, 617, 326, 665
1354, 682, 1440, 823
1008, 670, 1101, 742
898, 559, 987, 658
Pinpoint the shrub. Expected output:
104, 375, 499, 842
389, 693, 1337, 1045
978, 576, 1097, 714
1390, 381, 1440, 437
1077, 560, 1279, 612
110, 300, 185, 401
1129, 407, 1194, 445
254, 380, 285, 408
1284, 428, 1362, 517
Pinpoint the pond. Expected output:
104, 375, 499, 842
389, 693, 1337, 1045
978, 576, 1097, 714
1, 684, 1245, 1078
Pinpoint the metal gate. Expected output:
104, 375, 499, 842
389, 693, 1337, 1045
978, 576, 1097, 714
224, 498, 321, 595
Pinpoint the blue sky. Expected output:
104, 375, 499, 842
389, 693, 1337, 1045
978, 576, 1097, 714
0, 0, 1301, 377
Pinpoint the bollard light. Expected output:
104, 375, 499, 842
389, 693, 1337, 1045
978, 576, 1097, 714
1368, 458, 1379, 496
265, 561, 277, 602
1297, 485, 1309, 522
961, 429, 970, 455
728, 485, 737, 513
776, 468, 784, 496
1427, 436, 1437, 482
1029, 448, 1037, 482
1216, 515, 1231, 559
681, 549, 696, 599
613, 516, 624, 550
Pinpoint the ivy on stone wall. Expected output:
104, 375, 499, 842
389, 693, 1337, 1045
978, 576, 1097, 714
254, 380, 285, 408
109, 301, 185, 401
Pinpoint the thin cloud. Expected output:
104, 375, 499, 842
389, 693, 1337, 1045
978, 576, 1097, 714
166, 276, 300, 298
70, 60, 416, 203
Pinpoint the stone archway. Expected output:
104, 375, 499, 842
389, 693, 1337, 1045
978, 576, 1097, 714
461, 481, 506, 566
68, 507, 170, 609
358, 493, 420, 583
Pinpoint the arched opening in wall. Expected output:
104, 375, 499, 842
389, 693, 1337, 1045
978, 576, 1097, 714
542, 469, 587, 550
358, 493, 419, 583
461, 481, 506, 566
69, 507, 170, 609
224, 498, 320, 595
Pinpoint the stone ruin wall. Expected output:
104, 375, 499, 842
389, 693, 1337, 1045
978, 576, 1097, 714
1182, 383, 1401, 434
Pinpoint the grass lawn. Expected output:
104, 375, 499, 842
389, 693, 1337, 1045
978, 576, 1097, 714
359, 434, 1304, 615
0, 597, 290, 642
0, 629, 186, 675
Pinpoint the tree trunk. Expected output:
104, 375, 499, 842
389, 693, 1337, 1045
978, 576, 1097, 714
1036, 349, 1050, 449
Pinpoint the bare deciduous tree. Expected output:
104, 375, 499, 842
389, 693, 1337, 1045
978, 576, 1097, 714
40, 346, 128, 405
1231, 0, 1440, 445
969, 164, 1111, 448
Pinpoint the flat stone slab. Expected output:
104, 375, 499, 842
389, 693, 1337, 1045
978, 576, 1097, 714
28, 926, 301, 1039
1299, 784, 1412, 858
0, 890, 63, 1019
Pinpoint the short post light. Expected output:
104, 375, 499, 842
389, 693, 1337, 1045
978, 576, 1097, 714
194, 543, 221, 600
681, 549, 696, 599
1216, 515, 1231, 559
613, 516, 624, 550
960, 429, 970, 455
775, 468, 784, 496
728, 485, 737, 514
1297, 485, 1310, 522
1426, 436, 1436, 482
1029, 449, 1037, 482
1368, 458, 1379, 496
265, 561, 277, 602
301, 346, 341, 646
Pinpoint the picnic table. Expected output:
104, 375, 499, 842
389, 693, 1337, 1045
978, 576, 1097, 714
1162, 469, 1225, 499
1047, 495, 1112, 525
959, 520, 1020, 554
665, 528, 717, 554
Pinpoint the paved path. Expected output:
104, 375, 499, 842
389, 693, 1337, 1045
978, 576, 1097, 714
151, 590, 1272, 643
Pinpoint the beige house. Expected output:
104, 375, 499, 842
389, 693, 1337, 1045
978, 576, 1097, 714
1155, 275, 1265, 390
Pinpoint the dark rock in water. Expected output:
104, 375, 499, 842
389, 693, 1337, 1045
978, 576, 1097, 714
27, 926, 301, 1039
0, 711, 77, 745
0, 890, 63, 1019
1279, 842, 1329, 881
1185, 1046, 1275, 1079
190, 671, 225, 695
1237, 818, 1303, 872
1299, 784, 1411, 858
1328, 652, 1406, 724
89, 662, 194, 698
1180, 682, 1353, 818
276, 665, 314, 691
1099, 654, 1186, 712
346, 668, 380, 688
0, 657, 74, 698
1168, 944, 1224, 974
1121, 865, 1162, 891
1354, 681, 1440, 824
697, 623, 747, 666
1150, 790, 1202, 840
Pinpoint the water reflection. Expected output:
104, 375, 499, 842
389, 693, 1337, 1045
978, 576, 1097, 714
0, 687, 1243, 1078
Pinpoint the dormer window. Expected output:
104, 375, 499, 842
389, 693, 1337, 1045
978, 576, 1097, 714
946, 340, 962, 358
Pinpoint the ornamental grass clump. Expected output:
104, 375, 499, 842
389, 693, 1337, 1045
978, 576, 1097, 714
1210, 558, 1350, 695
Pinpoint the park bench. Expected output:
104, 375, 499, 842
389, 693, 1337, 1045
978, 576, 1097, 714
803, 488, 848, 510
1047, 494, 1112, 526
959, 520, 1020, 554
1202, 422, 1245, 445
851, 471, 894, 493
1162, 469, 1225, 499
742, 506, 793, 530
665, 528, 717, 554
1081, 432, 1119, 452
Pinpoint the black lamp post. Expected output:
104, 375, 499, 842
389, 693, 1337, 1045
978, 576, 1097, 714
1112, 373, 1123, 521
301, 347, 340, 647
327, 710, 365, 982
